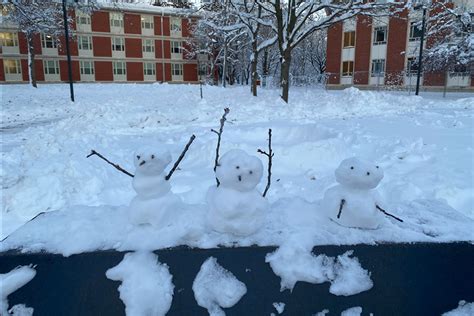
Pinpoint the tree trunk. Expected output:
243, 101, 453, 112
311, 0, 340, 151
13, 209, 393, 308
262, 49, 268, 87
27, 32, 37, 88
222, 41, 228, 88
280, 50, 291, 103
251, 40, 258, 97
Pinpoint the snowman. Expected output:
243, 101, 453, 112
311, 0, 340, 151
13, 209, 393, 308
322, 157, 397, 229
128, 147, 182, 228
206, 149, 269, 236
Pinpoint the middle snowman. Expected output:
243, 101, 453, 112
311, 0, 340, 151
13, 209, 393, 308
207, 149, 269, 236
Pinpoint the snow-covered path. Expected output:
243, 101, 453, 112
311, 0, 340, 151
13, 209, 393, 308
1, 84, 473, 254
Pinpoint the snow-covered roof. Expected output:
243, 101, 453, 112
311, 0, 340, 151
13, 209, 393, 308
97, 2, 199, 17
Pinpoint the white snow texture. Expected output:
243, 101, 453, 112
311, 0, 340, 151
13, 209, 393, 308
322, 157, 384, 229
442, 300, 474, 316
207, 149, 269, 236
340, 306, 363, 316
193, 257, 247, 316
0, 265, 36, 315
267, 246, 372, 296
106, 251, 174, 316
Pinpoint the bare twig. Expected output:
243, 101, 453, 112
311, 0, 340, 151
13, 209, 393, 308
212, 107, 230, 186
337, 199, 345, 219
165, 134, 196, 181
376, 205, 404, 222
87, 150, 134, 178
257, 128, 274, 197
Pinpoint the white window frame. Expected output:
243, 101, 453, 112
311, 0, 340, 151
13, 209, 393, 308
113, 61, 127, 76
41, 34, 57, 49
112, 37, 125, 52
80, 60, 95, 75
142, 39, 155, 53
170, 17, 182, 33
406, 57, 419, 74
371, 59, 385, 77
171, 63, 183, 76
110, 12, 124, 28
76, 11, 91, 25
143, 62, 156, 76
141, 15, 154, 29
171, 41, 182, 54
0, 32, 18, 47
78, 35, 93, 50
4, 59, 21, 74
372, 26, 387, 45
341, 61, 354, 77
43, 60, 60, 75
409, 21, 423, 41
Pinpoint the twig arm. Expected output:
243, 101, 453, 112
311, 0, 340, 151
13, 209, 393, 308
257, 128, 273, 197
213, 108, 230, 187
87, 150, 134, 178
337, 199, 345, 219
376, 205, 404, 222
165, 134, 196, 181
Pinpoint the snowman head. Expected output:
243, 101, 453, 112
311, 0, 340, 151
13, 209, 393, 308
335, 157, 384, 189
216, 149, 263, 192
133, 147, 172, 175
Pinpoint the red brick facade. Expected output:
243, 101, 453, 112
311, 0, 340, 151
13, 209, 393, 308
354, 15, 372, 85
326, 22, 342, 85
0, 5, 200, 84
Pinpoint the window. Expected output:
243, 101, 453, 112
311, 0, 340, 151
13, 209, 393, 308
373, 26, 387, 45
113, 61, 126, 75
343, 31, 355, 47
171, 41, 182, 54
198, 63, 207, 76
171, 63, 183, 76
407, 57, 419, 74
41, 34, 57, 48
80, 60, 94, 75
342, 61, 354, 76
142, 39, 155, 53
170, 18, 181, 32
409, 21, 423, 41
0, 32, 18, 47
143, 62, 156, 76
112, 37, 124, 51
76, 12, 91, 25
371, 59, 385, 76
4, 59, 21, 74
78, 35, 92, 50
141, 15, 154, 29
43, 60, 60, 75
110, 12, 124, 28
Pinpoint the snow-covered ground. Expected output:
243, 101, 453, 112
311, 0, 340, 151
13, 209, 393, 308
1, 83, 473, 255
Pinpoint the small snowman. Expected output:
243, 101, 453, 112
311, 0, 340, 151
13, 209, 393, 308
206, 149, 269, 236
128, 148, 181, 228
322, 157, 394, 229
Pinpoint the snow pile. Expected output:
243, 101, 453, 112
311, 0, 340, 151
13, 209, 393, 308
106, 252, 174, 316
0, 265, 36, 315
442, 301, 474, 316
272, 302, 285, 314
207, 149, 269, 236
7, 304, 34, 316
266, 244, 372, 296
340, 306, 363, 316
313, 309, 329, 316
192, 257, 247, 316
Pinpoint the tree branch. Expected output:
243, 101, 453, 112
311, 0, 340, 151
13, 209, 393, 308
337, 199, 345, 219
87, 150, 134, 178
213, 108, 230, 187
257, 128, 274, 197
165, 134, 196, 181
376, 205, 404, 223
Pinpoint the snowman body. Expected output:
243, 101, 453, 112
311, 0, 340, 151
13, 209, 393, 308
322, 157, 384, 229
128, 148, 178, 228
207, 149, 269, 236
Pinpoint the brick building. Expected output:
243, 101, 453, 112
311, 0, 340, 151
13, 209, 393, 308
326, 1, 473, 91
0, 3, 203, 84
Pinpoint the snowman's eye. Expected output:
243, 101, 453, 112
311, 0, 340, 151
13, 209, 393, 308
350, 166, 354, 170
151, 155, 155, 159
367, 172, 370, 175
137, 155, 141, 160
249, 170, 253, 174
376, 166, 379, 169
236, 166, 240, 169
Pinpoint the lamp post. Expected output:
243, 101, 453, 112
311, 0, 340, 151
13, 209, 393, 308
62, 0, 75, 102
415, 4, 427, 96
